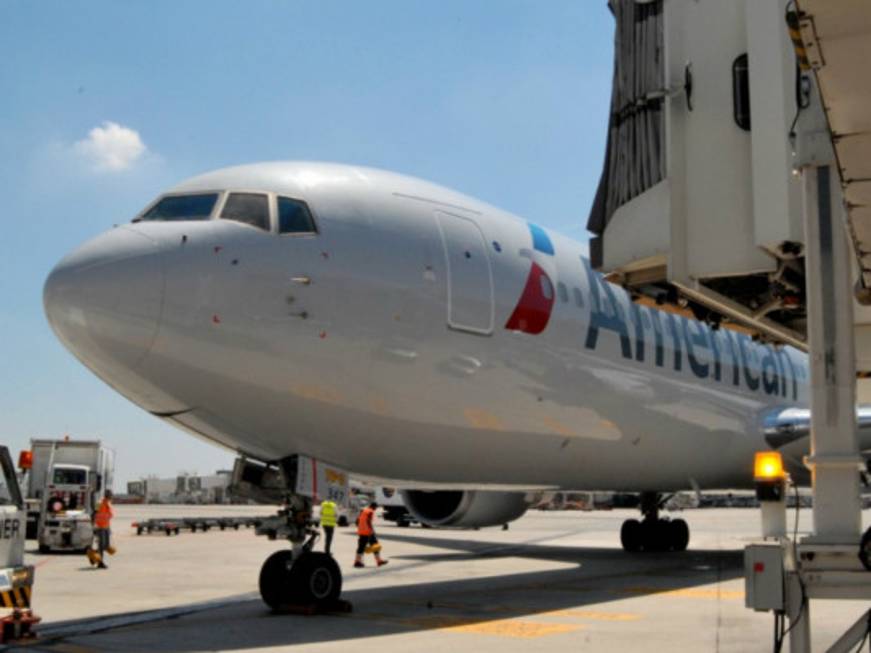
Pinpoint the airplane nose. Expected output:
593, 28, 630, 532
44, 226, 164, 372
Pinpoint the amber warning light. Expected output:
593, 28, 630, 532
18, 450, 33, 470
754, 451, 785, 481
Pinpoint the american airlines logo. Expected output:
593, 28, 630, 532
505, 223, 556, 335
504, 222, 803, 401
580, 257, 803, 401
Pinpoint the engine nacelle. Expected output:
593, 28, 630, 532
399, 490, 533, 528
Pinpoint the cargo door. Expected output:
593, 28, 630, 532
435, 211, 494, 334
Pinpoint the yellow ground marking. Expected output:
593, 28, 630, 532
463, 408, 505, 430
400, 616, 584, 638
541, 417, 577, 437
541, 609, 640, 621
621, 586, 744, 600
356, 610, 584, 639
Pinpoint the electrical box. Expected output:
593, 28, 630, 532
744, 543, 785, 611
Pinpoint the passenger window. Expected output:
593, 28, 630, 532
573, 287, 585, 308
278, 197, 317, 234
557, 282, 569, 303
137, 193, 219, 222
220, 193, 270, 231
0, 451, 23, 507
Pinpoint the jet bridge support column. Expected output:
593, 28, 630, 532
778, 163, 870, 652
802, 165, 863, 543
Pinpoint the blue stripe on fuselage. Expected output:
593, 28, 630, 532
528, 223, 554, 255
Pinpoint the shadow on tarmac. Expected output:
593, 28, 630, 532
26, 549, 85, 556
31, 532, 744, 652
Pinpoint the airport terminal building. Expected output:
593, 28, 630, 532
127, 471, 234, 504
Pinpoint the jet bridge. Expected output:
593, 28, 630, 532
590, 1, 871, 650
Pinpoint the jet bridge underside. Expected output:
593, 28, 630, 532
590, 0, 871, 374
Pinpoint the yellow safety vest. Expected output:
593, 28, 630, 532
320, 500, 338, 527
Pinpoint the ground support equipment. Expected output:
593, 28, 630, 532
132, 516, 269, 536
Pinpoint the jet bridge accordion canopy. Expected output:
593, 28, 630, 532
587, 0, 666, 264
585, 0, 823, 351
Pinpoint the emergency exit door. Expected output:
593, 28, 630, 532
435, 211, 494, 335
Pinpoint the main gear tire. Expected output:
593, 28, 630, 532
670, 518, 690, 552
622, 518, 690, 552
620, 519, 642, 552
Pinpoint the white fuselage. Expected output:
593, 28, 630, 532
44, 162, 809, 492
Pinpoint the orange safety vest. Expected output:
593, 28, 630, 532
94, 498, 113, 529
357, 506, 374, 536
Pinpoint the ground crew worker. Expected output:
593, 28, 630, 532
93, 490, 114, 569
319, 498, 338, 555
354, 501, 388, 568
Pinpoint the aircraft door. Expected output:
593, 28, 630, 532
435, 211, 494, 335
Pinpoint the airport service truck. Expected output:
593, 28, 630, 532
21, 439, 114, 553
0, 446, 35, 617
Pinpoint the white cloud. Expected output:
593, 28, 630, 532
74, 121, 147, 172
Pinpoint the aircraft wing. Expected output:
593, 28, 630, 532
762, 405, 871, 452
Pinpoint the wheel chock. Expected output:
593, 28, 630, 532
0, 609, 41, 644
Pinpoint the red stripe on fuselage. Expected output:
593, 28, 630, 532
504, 262, 555, 335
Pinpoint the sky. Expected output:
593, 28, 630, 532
0, 1, 614, 488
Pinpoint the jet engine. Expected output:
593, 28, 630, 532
399, 490, 533, 528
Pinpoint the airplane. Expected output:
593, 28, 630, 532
41, 161, 865, 608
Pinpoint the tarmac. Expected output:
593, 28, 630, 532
8, 504, 871, 652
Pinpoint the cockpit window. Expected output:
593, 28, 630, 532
0, 449, 22, 507
53, 467, 87, 485
277, 197, 317, 234
137, 193, 219, 222
220, 193, 270, 231
0, 474, 13, 506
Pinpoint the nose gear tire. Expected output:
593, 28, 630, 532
259, 550, 342, 610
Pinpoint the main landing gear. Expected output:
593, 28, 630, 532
620, 492, 690, 552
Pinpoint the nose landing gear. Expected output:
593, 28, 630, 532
620, 492, 690, 552
259, 549, 342, 608
231, 455, 353, 612
253, 487, 346, 612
